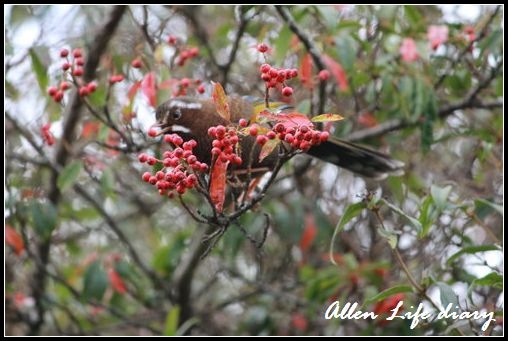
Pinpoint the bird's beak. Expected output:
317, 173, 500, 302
151, 123, 191, 136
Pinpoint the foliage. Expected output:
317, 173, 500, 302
5, 5, 503, 336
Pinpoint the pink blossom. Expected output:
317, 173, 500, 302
400, 38, 419, 62
427, 25, 449, 50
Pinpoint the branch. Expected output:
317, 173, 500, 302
347, 62, 502, 142
275, 5, 327, 116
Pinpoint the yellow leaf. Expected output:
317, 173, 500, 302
311, 113, 344, 122
211, 81, 230, 121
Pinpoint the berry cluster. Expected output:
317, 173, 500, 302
41, 123, 55, 146
47, 82, 69, 103
58, 48, 85, 76
139, 134, 207, 197
207, 125, 243, 166
79, 81, 98, 97
176, 46, 199, 67
109, 74, 125, 84
173, 78, 204, 97
250, 121, 329, 152
259, 63, 298, 96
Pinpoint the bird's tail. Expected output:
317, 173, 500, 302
307, 139, 405, 179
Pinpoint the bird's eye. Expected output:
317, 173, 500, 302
172, 108, 182, 120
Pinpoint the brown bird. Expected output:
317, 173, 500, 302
155, 96, 404, 179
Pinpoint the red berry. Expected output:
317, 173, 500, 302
211, 147, 221, 155
72, 48, 83, 58
87, 82, 97, 93
282, 86, 293, 97
53, 91, 64, 102
239, 118, 248, 127
207, 127, 217, 137
256, 135, 268, 145
269, 68, 278, 78
197, 84, 205, 94
260, 63, 271, 73
215, 125, 226, 137
257, 43, 269, 53
261, 73, 271, 81
274, 123, 285, 132
131, 58, 142, 68
186, 155, 197, 164
188, 47, 199, 57
147, 156, 157, 165
73, 68, 84, 77
142, 172, 151, 182
267, 131, 276, 140
289, 69, 298, 78
47, 86, 58, 96
173, 135, 184, 146
233, 156, 243, 165
156, 171, 165, 180
138, 153, 148, 163
75, 57, 85, 66
267, 78, 278, 88
79, 87, 89, 97
249, 126, 258, 136
163, 135, 173, 144
173, 148, 183, 158
167, 35, 177, 45
60, 48, 69, 58
300, 140, 310, 151
180, 78, 191, 87
284, 134, 294, 143
319, 69, 330, 81
62, 62, 71, 71
200, 163, 208, 172
229, 135, 239, 144
60, 82, 70, 91
149, 176, 157, 185
319, 131, 329, 142
148, 128, 158, 137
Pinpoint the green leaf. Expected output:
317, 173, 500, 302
364, 285, 413, 306
82, 261, 108, 301
57, 161, 83, 191
381, 198, 422, 232
29, 48, 48, 94
471, 272, 502, 289
479, 29, 502, 56
404, 5, 423, 26
274, 25, 292, 64
329, 202, 366, 265
418, 196, 435, 237
378, 227, 398, 249
164, 306, 180, 336
474, 198, 503, 217
431, 185, 452, 211
436, 282, 459, 311
335, 35, 357, 72
31, 201, 57, 240
100, 168, 115, 197
447, 245, 500, 265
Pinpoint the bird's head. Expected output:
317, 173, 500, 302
155, 97, 206, 135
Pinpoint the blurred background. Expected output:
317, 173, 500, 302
4, 5, 503, 336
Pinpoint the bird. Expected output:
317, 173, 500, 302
155, 96, 404, 179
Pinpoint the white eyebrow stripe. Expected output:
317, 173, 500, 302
171, 124, 191, 133
170, 100, 202, 110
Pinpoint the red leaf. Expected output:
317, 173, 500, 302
108, 269, 127, 294
211, 81, 230, 121
357, 111, 378, 128
323, 54, 349, 91
291, 313, 309, 332
374, 293, 405, 324
81, 121, 101, 139
127, 81, 142, 101
299, 214, 317, 253
141, 72, 157, 107
209, 159, 228, 213
258, 111, 313, 129
299, 53, 314, 89
6, 224, 24, 256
